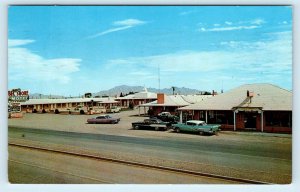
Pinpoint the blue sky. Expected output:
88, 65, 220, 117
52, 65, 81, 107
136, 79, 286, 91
8, 6, 292, 96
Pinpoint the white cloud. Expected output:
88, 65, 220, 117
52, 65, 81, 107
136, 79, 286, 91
279, 21, 288, 25
87, 26, 132, 38
104, 31, 291, 85
87, 18, 146, 38
113, 19, 145, 26
203, 25, 259, 32
9, 39, 81, 84
251, 18, 265, 25
8, 39, 35, 47
200, 18, 264, 32
200, 27, 206, 32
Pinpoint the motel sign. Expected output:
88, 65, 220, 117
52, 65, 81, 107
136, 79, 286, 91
8, 89, 29, 102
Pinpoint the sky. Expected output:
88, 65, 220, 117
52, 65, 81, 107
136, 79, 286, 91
8, 6, 292, 96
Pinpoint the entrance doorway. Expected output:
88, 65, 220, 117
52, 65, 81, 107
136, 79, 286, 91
244, 112, 257, 129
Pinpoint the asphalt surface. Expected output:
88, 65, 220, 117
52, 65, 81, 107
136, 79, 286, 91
9, 145, 238, 184
8, 126, 292, 184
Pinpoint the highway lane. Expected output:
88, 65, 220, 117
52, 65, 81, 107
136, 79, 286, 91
9, 145, 238, 184
8, 127, 292, 183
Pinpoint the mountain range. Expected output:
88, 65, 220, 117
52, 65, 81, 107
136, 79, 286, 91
29, 85, 207, 98
92, 85, 206, 97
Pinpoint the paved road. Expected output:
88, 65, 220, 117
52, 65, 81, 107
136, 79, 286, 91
8, 127, 291, 184
9, 145, 238, 184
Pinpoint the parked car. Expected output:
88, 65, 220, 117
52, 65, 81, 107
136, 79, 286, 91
87, 115, 120, 124
106, 106, 121, 113
92, 106, 106, 114
156, 112, 179, 123
171, 120, 220, 135
132, 118, 172, 131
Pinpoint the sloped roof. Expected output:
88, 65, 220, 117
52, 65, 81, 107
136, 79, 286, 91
21, 97, 117, 105
181, 95, 212, 104
179, 84, 292, 111
116, 88, 157, 100
140, 95, 211, 107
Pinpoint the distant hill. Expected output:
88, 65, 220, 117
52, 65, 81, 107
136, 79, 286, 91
30, 85, 207, 98
29, 93, 65, 99
93, 85, 206, 97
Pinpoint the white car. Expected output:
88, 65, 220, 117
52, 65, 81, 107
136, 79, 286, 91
107, 106, 121, 113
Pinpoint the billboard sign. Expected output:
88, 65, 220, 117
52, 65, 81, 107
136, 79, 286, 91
8, 89, 29, 102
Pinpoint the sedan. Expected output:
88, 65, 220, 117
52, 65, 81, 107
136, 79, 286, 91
87, 115, 120, 124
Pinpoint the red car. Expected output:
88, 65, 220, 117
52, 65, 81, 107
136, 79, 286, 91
87, 115, 120, 124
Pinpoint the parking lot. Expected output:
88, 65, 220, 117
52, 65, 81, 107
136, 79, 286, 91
8, 109, 292, 184
8, 109, 291, 142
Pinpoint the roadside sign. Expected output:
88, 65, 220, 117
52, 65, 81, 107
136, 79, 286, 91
8, 89, 29, 102
9, 103, 21, 112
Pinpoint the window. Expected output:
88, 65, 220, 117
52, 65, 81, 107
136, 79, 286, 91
187, 122, 196, 126
265, 111, 292, 128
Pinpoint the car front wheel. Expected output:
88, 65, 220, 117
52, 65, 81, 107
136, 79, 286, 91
175, 128, 180, 133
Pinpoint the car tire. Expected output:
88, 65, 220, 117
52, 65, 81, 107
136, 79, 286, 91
154, 127, 159, 131
134, 125, 139, 130
199, 131, 204, 135
175, 128, 180, 133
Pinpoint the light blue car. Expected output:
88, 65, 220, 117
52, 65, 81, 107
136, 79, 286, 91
172, 120, 221, 135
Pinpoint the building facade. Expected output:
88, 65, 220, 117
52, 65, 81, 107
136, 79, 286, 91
178, 84, 292, 133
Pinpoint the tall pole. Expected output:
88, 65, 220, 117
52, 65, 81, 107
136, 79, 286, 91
158, 63, 160, 92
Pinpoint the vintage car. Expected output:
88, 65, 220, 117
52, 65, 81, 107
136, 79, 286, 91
171, 120, 220, 135
87, 115, 120, 124
156, 112, 179, 123
132, 118, 172, 131
106, 106, 121, 113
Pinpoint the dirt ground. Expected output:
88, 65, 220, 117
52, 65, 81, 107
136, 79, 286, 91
8, 109, 291, 143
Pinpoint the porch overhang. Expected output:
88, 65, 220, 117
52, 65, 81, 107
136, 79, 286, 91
232, 107, 263, 113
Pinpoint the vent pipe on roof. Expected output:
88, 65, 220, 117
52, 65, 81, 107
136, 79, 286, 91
247, 90, 254, 97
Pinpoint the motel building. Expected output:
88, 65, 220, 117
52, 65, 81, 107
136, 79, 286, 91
139, 93, 212, 116
20, 97, 120, 114
178, 83, 292, 133
116, 88, 157, 108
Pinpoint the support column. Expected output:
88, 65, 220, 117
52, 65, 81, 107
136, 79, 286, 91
180, 111, 183, 123
138, 107, 140, 116
205, 111, 208, 123
234, 111, 236, 131
261, 111, 264, 132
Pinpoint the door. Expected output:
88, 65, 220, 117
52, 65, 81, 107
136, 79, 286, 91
244, 112, 257, 129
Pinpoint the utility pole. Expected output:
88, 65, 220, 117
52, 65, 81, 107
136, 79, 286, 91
158, 63, 161, 92
171, 86, 175, 95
